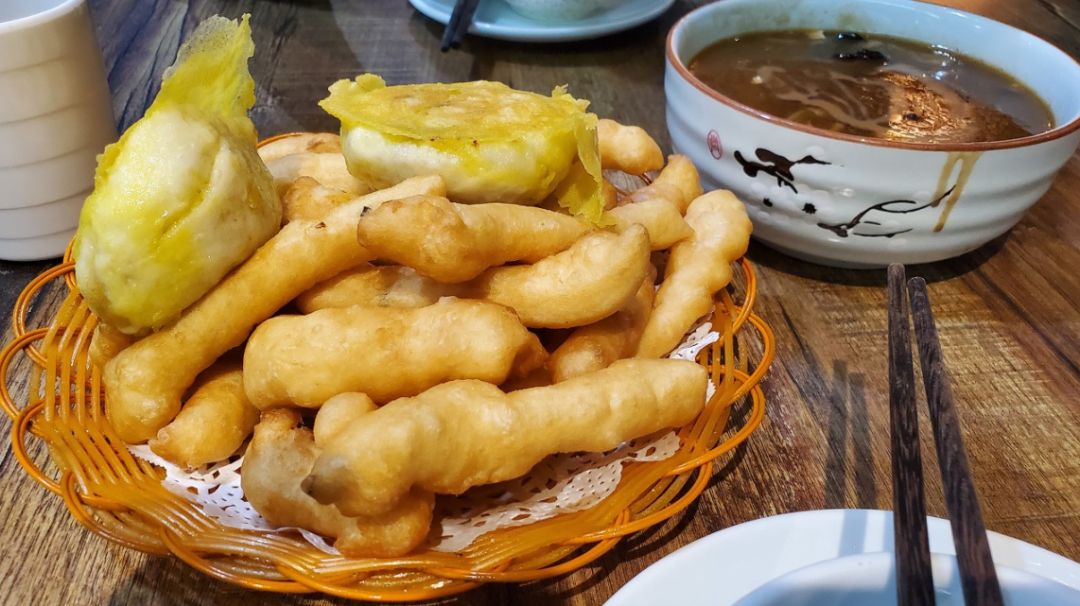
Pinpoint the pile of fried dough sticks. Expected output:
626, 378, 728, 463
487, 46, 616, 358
90, 119, 752, 557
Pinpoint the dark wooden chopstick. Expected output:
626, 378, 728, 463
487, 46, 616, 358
887, 264, 935, 606
907, 276, 1004, 606
440, 0, 481, 52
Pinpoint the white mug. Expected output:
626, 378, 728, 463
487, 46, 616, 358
0, 0, 116, 261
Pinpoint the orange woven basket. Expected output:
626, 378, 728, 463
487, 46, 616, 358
1, 184, 775, 602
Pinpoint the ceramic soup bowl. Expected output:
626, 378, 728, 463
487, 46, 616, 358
666, 0, 1080, 268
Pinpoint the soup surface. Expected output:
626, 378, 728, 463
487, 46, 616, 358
688, 30, 1054, 144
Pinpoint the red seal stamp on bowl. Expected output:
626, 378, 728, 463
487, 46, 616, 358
707, 129, 723, 159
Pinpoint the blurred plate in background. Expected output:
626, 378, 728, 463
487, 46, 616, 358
408, 0, 675, 43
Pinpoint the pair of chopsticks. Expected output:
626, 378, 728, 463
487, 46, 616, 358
440, 0, 481, 52
887, 264, 1004, 606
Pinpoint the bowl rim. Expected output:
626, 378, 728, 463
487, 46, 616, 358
665, 0, 1080, 152
0, 0, 82, 35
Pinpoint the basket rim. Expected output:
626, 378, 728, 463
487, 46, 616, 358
1, 256, 774, 601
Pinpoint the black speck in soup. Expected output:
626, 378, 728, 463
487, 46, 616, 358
834, 31, 865, 41
687, 29, 1054, 144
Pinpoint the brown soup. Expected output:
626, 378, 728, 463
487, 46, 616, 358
687, 30, 1054, 144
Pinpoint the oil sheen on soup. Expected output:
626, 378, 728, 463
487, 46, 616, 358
687, 30, 1054, 144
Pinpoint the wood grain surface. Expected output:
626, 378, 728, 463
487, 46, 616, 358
2, 1, 1079, 604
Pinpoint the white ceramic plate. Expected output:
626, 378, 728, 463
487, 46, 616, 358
605, 509, 1080, 605
738, 552, 1080, 605
408, 0, 676, 43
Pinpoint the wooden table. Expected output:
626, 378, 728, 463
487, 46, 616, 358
2, 1, 1078, 604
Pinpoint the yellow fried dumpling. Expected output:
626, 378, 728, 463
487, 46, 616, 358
319, 75, 606, 223
74, 15, 280, 335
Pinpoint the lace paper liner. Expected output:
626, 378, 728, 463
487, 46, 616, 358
127, 315, 719, 554
433, 431, 680, 552
128, 445, 340, 554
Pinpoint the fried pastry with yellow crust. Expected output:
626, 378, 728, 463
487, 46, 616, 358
321, 75, 606, 222
74, 16, 280, 335
304, 358, 707, 517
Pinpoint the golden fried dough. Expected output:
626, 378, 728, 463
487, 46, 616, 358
628, 155, 703, 214
149, 360, 258, 468
257, 132, 341, 162
105, 176, 444, 443
602, 179, 619, 210
304, 358, 707, 517
357, 195, 588, 283
285, 175, 448, 225
312, 392, 377, 447
598, 119, 664, 175
265, 152, 370, 197
242, 409, 433, 557
243, 298, 547, 408
281, 177, 352, 224
88, 324, 135, 368
500, 367, 553, 392
465, 225, 651, 328
636, 190, 752, 358
547, 266, 656, 382
296, 264, 460, 313
609, 198, 693, 250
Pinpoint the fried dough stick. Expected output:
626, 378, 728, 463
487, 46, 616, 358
312, 392, 377, 446
298, 233, 655, 318
243, 298, 547, 408
280, 177, 351, 224
300, 196, 682, 313
256, 132, 341, 162
243, 409, 434, 558
598, 119, 664, 175
304, 358, 707, 517
265, 152, 370, 197
296, 264, 461, 313
609, 198, 692, 250
465, 225, 651, 328
104, 175, 445, 443
547, 266, 656, 382
281, 175, 446, 226
298, 229, 654, 320
88, 324, 136, 368
627, 155, 703, 214
636, 190, 752, 358
357, 195, 588, 283
149, 359, 258, 468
